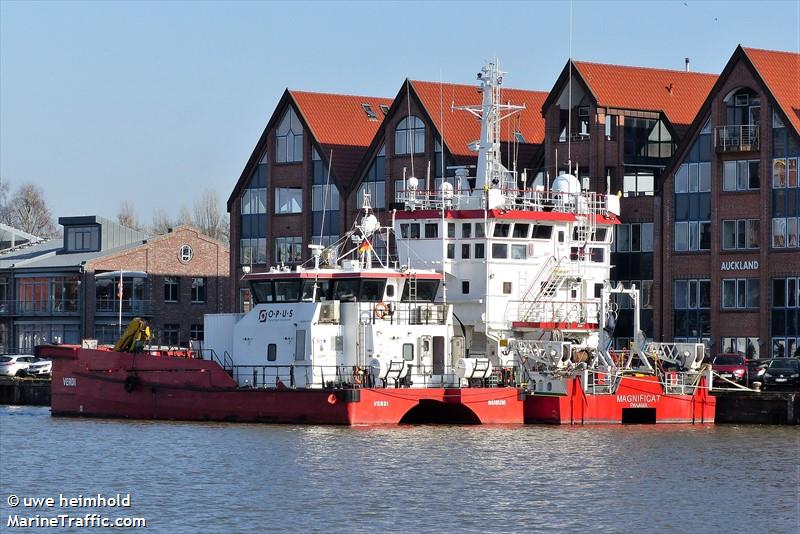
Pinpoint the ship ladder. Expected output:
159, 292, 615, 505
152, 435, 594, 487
407, 273, 418, 302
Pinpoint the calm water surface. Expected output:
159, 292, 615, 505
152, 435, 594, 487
1, 406, 798, 533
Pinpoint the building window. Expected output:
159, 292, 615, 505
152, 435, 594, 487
615, 223, 653, 253
673, 279, 711, 340
190, 324, 204, 341
358, 144, 386, 209
624, 118, 674, 163
240, 288, 252, 313
674, 163, 711, 252
772, 157, 800, 248
276, 107, 303, 163
771, 277, 800, 357
722, 278, 759, 309
241, 187, 267, 215
191, 277, 206, 303
623, 170, 655, 197
65, 226, 99, 252
394, 115, 425, 155
275, 187, 303, 214
240, 238, 267, 265
721, 337, 760, 359
275, 236, 303, 264
162, 324, 180, 346
312, 148, 340, 243
722, 219, 760, 250
604, 115, 616, 140
164, 277, 179, 303
723, 159, 760, 191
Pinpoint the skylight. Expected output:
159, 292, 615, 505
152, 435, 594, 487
380, 104, 390, 115
362, 103, 377, 120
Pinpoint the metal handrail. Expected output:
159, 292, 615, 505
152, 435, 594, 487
713, 124, 760, 152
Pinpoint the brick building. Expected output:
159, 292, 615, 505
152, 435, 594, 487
658, 46, 800, 359
0, 216, 229, 352
540, 59, 717, 345
227, 90, 392, 313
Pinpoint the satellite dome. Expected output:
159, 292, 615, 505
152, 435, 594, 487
407, 177, 419, 190
361, 214, 380, 235
552, 173, 581, 194
440, 182, 454, 199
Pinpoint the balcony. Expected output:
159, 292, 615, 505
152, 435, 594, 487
14, 299, 80, 316
96, 298, 153, 316
714, 125, 760, 152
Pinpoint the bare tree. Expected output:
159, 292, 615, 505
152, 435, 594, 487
150, 208, 172, 236
192, 189, 226, 242
4, 182, 56, 237
117, 200, 142, 231
0, 177, 9, 222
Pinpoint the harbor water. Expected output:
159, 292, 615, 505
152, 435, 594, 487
1, 406, 797, 533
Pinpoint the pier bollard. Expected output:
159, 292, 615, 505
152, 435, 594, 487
752, 381, 762, 392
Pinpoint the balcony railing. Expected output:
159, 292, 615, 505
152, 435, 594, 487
96, 298, 153, 316
13, 299, 80, 315
714, 125, 760, 152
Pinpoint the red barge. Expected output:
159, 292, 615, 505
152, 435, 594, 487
39, 60, 715, 425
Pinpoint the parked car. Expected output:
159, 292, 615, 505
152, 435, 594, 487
26, 359, 52, 377
747, 359, 768, 385
712, 353, 748, 385
762, 358, 800, 390
0, 355, 39, 377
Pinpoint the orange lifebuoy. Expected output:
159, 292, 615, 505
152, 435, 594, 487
327, 393, 337, 405
374, 302, 388, 319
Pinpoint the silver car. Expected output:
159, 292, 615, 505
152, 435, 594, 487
26, 359, 52, 376
0, 355, 39, 377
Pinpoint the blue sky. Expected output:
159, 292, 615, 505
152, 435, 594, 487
1, 0, 799, 224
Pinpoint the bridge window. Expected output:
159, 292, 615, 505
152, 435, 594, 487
462, 224, 472, 238
512, 224, 530, 238
274, 280, 301, 302
251, 281, 274, 303
493, 223, 510, 237
474, 243, 485, 259
511, 244, 527, 260
401, 279, 439, 302
491, 244, 508, 258
333, 279, 360, 302
425, 223, 438, 238
360, 280, 386, 301
531, 224, 553, 239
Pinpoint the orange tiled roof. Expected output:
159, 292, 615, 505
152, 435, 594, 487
573, 61, 717, 129
290, 91, 393, 188
290, 91, 393, 148
410, 80, 548, 158
743, 47, 800, 133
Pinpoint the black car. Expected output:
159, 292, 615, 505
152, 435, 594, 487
761, 359, 800, 390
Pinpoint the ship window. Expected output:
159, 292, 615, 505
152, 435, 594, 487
447, 243, 455, 259
503, 282, 512, 294
591, 248, 605, 263
267, 344, 277, 362
401, 279, 439, 302
462, 281, 470, 294
425, 223, 438, 238
491, 244, 508, 258
474, 243, 485, 258
410, 224, 420, 239
493, 223, 510, 237
403, 343, 414, 361
461, 244, 470, 259
386, 284, 395, 298
558, 231, 565, 243
475, 223, 485, 238
301, 280, 332, 302
400, 224, 410, 238
251, 281, 274, 303
462, 224, 472, 238
512, 224, 530, 238
360, 279, 386, 301
511, 244, 527, 260
531, 225, 553, 239
594, 283, 603, 299
593, 228, 608, 242
333, 279, 360, 302
274, 280, 301, 302
448, 223, 456, 238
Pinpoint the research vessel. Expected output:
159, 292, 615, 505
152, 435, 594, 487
40, 61, 715, 424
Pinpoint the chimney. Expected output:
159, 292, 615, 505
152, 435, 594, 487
685, 57, 690, 72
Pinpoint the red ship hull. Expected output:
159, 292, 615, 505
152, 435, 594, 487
41, 346, 524, 425
39, 346, 714, 425
524, 375, 715, 424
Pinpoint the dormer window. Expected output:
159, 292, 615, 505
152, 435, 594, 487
65, 226, 99, 252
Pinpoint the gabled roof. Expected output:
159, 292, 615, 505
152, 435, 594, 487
410, 80, 548, 158
743, 47, 800, 133
545, 59, 717, 135
227, 90, 392, 209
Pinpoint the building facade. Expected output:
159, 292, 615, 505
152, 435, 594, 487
540, 60, 717, 346
659, 46, 800, 359
0, 217, 229, 352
